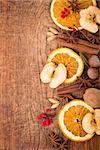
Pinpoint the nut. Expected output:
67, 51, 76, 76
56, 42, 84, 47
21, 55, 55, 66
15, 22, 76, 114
83, 88, 100, 108
89, 55, 100, 68
40, 62, 56, 83
49, 64, 66, 88
87, 67, 99, 80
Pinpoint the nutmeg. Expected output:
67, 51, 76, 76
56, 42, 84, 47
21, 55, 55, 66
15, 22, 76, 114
87, 67, 99, 79
89, 55, 100, 68
83, 88, 100, 108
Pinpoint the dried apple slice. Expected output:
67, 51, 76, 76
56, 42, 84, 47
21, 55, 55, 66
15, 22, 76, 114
94, 109, 100, 135
82, 113, 96, 134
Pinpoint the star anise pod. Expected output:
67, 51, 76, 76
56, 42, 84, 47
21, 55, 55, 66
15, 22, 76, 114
78, 76, 94, 89
48, 131, 69, 150
57, 140, 69, 150
79, 30, 100, 44
58, 94, 74, 101
68, 0, 80, 12
48, 131, 62, 148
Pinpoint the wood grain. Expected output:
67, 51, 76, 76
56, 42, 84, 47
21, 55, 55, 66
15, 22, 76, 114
0, 1, 100, 150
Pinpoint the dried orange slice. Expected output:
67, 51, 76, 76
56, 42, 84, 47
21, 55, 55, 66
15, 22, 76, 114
50, 0, 96, 30
58, 100, 94, 142
47, 48, 84, 84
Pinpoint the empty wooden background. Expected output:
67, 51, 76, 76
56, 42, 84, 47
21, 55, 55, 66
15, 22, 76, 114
0, 0, 100, 150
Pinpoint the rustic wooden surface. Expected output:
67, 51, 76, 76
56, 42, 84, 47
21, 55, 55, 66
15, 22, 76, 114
0, 0, 100, 150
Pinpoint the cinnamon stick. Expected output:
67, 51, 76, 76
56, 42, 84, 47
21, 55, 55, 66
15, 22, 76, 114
57, 84, 79, 93
54, 38, 99, 54
77, 39, 99, 49
57, 78, 100, 96
57, 34, 99, 49
57, 87, 86, 95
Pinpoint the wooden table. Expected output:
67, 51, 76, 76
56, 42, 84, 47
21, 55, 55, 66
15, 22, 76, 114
0, 1, 100, 150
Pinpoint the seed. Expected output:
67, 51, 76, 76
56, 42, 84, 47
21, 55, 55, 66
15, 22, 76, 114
47, 35, 56, 41
51, 103, 60, 109
49, 27, 58, 35
47, 31, 54, 37
48, 98, 59, 104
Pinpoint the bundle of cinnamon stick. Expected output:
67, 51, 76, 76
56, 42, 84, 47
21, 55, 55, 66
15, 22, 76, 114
47, 28, 100, 55
57, 78, 100, 97
56, 34, 100, 55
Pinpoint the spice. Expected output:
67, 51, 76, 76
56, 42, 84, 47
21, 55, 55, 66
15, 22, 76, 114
47, 27, 100, 46
53, 38, 99, 55
61, 8, 70, 18
57, 77, 99, 97
58, 93, 74, 100
79, 52, 89, 68
38, 109, 55, 126
47, 27, 100, 54
79, 30, 100, 44
48, 131, 69, 150
48, 27, 59, 35
48, 98, 60, 109
68, 0, 80, 12
57, 97, 68, 109
56, 33, 99, 49
48, 131, 62, 148
47, 27, 100, 44
47, 35, 57, 42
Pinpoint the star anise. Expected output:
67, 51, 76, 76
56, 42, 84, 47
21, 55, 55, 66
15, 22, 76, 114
59, 96, 68, 105
48, 131, 63, 148
58, 94, 74, 100
79, 30, 100, 44
78, 77, 94, 89
56, 140, 69, 150
68, 0, 80, 12
58, 32, 76, 43
48, 131, 69, 150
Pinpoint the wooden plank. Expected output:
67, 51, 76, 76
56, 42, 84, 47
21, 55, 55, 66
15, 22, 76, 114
0, 1, 100, 150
